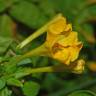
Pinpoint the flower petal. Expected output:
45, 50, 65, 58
48, 17, 66, 35
58, 32, 78, 46
53, 48, 70, 64
70, 43, 83, 62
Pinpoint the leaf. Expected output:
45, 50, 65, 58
17, 58, 32, 66
14, 68, 28, 78
3, 56, 19, 74
9, 1, 48, 28
31, 56, 41, 66
0, 14, 14, 37
0, 0, 19, 13
38, 0, 56, 17
82, 23, 94, 36
0, 87, 12, 96
0, 0, 7, 12
0, 36, 12, 54
54, 0, 87, 21
74, 4, 96, 46
22, 81, 40, 96
7, 78, 23, 87
68, 90, 96, 96
0, 78, 6, 90
0, 57, 3, 62
42, 73, 64, 92
14, 67, 42, 79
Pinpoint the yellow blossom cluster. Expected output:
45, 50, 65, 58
17, 14, 85, 74
45, 16, 83, 65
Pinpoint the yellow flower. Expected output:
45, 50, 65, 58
45, 16, 83, 65
47, 17, 66, 35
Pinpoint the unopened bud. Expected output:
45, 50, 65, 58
72, 59, 85, 74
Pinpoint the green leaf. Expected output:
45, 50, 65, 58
31, 56, 41, 66
3, 56, 20, 74
22, 81, 40, 96
54, 0, 87, 22
9, 1, 48, 28
42, 73, 64, 93
0, 87, 12, 96
0, 79, 6, 90
38, 0, 56, 17
68, 90, 96, 96
0, 0, 19, 13
0, 14, 14, 37
0, 36, 12, 54
74, 4, 96, 46
17, 58, 32, 66
0, 0, 6, 12
7, 78, 23, 87
14, 69, 28, 79
0, 57, 3, 62
82, 24, 93, 35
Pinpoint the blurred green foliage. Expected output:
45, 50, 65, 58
0, 0, 96, 96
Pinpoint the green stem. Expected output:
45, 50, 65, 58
26, 65, 68, 73
16, 44, 47, 63
17, 13, 62, 49
15, 65, 69, 79
24, 66, 54, 73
